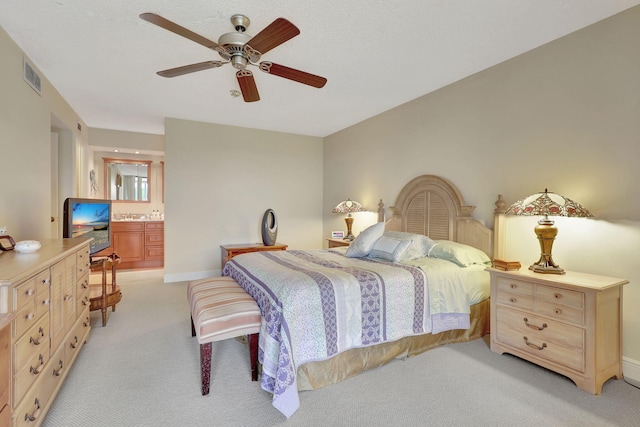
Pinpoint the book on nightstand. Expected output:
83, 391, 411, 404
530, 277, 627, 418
492, 259, 522, 271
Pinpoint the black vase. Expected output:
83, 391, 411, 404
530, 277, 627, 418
261, 209, 278, 246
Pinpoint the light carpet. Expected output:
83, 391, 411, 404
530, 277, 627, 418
42, 269, 640, 427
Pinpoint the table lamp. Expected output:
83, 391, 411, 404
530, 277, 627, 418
505, 189, 593, 274
332, 199, 364, 241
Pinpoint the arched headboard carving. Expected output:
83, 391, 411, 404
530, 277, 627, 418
384, 175, 493, 257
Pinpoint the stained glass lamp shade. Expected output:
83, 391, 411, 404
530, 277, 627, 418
505, 189, 593, 274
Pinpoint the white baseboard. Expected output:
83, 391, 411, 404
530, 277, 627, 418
163, 270, 220, 283
623, 356, 640, 387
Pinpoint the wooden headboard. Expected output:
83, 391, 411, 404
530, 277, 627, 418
377, 175, 493, 257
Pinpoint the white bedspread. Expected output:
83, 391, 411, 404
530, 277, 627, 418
223, 249, 473, 418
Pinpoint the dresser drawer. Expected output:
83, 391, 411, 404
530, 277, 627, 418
495, 277, 534, 310
496, 306, 585, 372
14, 270, 49, 313
14, 315, 50, 375
13, 293, 48, 340
76, 247, 91, 278
13, 350, 50, 407
535, 285, 585, 326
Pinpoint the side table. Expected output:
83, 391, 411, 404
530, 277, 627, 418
326, 238, 351, 248
90, 253, 123, 326
220, 243, 287, 270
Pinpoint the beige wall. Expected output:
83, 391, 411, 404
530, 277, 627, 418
324, 7, 640, 374
163, 118, 323, 281
0, 26, 87, 240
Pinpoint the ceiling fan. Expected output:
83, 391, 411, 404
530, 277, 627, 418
139, 13, 327, 102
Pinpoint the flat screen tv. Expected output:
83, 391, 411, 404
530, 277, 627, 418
63, 197, 112, 256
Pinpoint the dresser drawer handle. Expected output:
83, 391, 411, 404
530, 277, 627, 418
523, 336, 547, 351
42, 278, 50, 286
84, 316, 91, 327
510, 297, 517, 303
555, 308, 562, 315
53, 359, 65, 377
524, 318, 547, 331
29, 354, 45, 375
510, 284, 517, 289
42, 298, 50, 306
30, 327, 45, 345
70, 336, 79, 349
25, 312, 35, 321
81, 280, 89, 289
25, 288, 35, 297
554, 293, 562, 299
24, 398, 41, 422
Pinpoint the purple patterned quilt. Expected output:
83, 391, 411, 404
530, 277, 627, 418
222, 249, 471, 418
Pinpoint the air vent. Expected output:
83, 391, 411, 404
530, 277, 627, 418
23, 57, 42, 96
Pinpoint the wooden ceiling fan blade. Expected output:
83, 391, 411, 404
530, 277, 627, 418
157, 61, 226, 78
140, 13, 219, 50
236, 70, 260, 102
245, 18, 300, 55
259, 62, 327, 88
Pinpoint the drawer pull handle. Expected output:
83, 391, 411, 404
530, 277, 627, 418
523, 336, 547, 351
554, 293, 562, 299
510, 284, 517, 289
81, 281, 89, 289
30, 354, 45, 375
25, 288, 35, 296
42, 298, 50, 306
24, 398, 41, 422
555, 308, 562, 315
84, 316, 90, 327
70, 336, 79, 349
523, 318, 547, 331
42, 278, 50, 286
25, 312, 35, 321
30, 327, 44, 345
53, 359, 65, 377
509, 297, 517, 303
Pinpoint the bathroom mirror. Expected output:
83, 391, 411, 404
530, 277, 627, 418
104, 158, 152, 202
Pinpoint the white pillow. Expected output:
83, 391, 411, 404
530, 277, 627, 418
345, 222, 385, 258
428, 240, 492, 267
382, 231, 437, 261
368, 236, 412, 262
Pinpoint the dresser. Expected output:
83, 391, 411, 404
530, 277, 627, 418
489, 268, 628, 394
220, 243, 287, 270
0, 238, 91, 427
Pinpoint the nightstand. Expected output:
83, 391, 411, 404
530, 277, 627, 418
326, 238, 351, 248
220, 243, 287, 270
488, 268, 628, 394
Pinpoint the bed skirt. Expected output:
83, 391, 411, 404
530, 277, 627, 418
296, 298, 490, 391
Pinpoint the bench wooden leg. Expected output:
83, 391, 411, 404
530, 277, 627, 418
200, 342, 212, 395
249, 333, 259, 381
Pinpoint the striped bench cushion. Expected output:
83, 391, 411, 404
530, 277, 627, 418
187, 277, 261, 343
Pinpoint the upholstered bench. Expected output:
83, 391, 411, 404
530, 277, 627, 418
187, 276, 261, 395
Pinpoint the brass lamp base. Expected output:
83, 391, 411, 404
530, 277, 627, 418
530, 216, 565, 275
344, 215, 355, 241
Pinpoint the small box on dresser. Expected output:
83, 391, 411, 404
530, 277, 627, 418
488, 268, 628, 395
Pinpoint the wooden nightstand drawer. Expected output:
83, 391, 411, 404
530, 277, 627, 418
495, 277, 533, 310
495, 309, 585, 373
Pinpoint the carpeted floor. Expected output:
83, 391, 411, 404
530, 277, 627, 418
42, 269, 640, 427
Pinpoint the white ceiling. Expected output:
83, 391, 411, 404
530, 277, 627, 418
1, 1, 639, 138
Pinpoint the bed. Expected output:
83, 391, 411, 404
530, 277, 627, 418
222, 175, 494, 418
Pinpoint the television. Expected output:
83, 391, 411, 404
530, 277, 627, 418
63, 197, 112, 256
